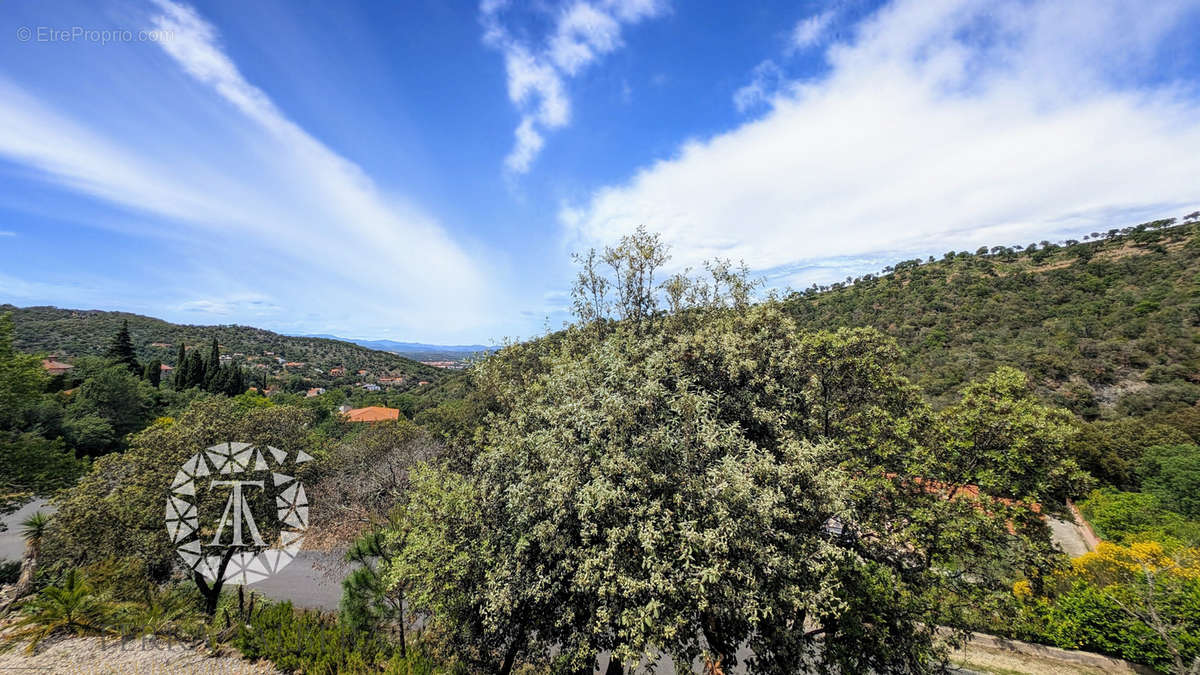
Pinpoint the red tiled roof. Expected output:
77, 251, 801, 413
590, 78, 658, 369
344, 406, 400, 423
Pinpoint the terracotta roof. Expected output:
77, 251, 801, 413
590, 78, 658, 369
344, 406, 400, 423
42, 359, 73, 372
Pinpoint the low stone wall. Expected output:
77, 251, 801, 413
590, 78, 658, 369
962, 631, 1156, 674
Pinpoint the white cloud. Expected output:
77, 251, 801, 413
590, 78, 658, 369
482, 0, 667, 175
549, 3, 622, 75
506, 117, 546, 174
177, 294, 282, 316
564, 0, 1200, 288
0, 1, 501, 342
733, 60, 785, 113
0, 231, 15, 237
791, 10, 834, 50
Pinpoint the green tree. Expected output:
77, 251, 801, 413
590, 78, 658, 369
0, 312, 46, 432
935, 367, 1087, 503
1076, 489, 1200, 546
61, 415, 116, 456
104, 319, 140, 375
43, 397, 316, 614
1070, 419, 1191, 489
1137, 445, 1200, 519
66, 365, 154, 452
205, 337, 220, 389
174, 343, 187, 389
0, 434, 87, 524
143, 359, 162, 388
386, 301, 1080, 673
341, 531, 408, 655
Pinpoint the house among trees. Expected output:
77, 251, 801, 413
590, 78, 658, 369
41, 358, 73, 376
330, 366, 345, 376
342, 405, 400, 423
305, 387, 326, 397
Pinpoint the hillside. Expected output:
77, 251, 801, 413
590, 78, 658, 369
299, 334, 492, 363
783, 216, 1200, 417
2, 306, 445, 388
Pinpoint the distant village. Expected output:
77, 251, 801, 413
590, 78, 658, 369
41, 339, 449, 403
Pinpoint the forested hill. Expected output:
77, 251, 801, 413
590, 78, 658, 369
2, 305, 445, 385
784, 216, 1200, 416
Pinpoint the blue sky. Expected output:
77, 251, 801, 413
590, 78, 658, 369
1, 0, 1199, 343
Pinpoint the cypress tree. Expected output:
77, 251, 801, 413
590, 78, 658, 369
106, 319, 140, 374
205, 337, 220, 389
185, 351, 204, 390
144, 359, 162, 387
175, 343, 186, 387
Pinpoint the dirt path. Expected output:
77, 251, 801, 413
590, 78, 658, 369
0, 635, 278, 674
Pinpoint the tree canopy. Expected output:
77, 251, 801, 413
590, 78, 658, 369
381, 232, 1086, 673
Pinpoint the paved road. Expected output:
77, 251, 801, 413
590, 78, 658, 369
0, 498, 52, 560
247, 551, 344, 611
3, 499, 344, 611
1047, 515, 1091, 557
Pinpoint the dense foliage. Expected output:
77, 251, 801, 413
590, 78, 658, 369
1012, 542, 1200, 672
783, 218, 1200, 415
232, 601, 398, 673
40, 397, 320, 612
379, 230, 1086, 674
3, 304, 446, 388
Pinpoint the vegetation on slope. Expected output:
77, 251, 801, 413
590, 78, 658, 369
784, 216, 1200, 415
2, 305, 445, 387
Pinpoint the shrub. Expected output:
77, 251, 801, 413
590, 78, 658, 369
1137, 445, 1200, 519
1078, 489, 1200, 547
1, 569, 116, 652
233, 601, 395, 674
1069, 419, 1191, 490
1015, 542, 1200, 672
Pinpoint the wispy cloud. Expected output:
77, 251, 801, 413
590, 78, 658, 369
0, 1, 503, 342
482, 0, 668, 175
733, 60, 785, 113
177, 294, 282, 316
791, 10, 835, 51
565, 0, 1200, 288
0, 231, 15, 237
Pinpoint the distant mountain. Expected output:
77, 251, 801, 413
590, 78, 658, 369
300, 335, 492, 362
3, 306, 447, 387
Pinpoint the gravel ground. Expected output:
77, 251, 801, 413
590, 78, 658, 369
0, 635, 279, 674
